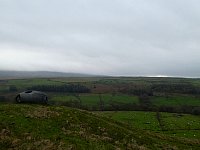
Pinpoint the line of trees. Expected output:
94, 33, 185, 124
28, 84, 90, 93
119, 83, 200, 95
151, 83, 199, 94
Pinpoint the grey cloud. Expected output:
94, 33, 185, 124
0, 0, 200, 77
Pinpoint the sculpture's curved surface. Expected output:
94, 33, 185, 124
16, 90, 48, 104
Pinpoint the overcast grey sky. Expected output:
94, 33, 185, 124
0, 0, 200, 77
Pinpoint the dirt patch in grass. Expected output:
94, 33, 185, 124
25, 107, 61, 119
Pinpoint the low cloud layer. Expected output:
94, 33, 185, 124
0, 0, 200, 77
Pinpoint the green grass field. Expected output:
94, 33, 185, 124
97, 111, 200, 139
151, 96, 200, 106
0, 104, 200, 149
50, 93, 139, 108
50, 93, 200, 108
97, 111, 161, 131
50, 94, 78, 102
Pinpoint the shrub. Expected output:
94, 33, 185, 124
9, 85, 17, 92
192, 107, 200, 115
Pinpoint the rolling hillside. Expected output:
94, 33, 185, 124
0, 71, 98, 79
0, 104, 200, 149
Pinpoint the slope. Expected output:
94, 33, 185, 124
0, 104, 199, 150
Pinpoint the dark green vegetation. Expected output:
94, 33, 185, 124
0, 104, 200, 149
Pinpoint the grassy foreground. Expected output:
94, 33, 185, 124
0, 104, 200, 150
97, 111, 200, 139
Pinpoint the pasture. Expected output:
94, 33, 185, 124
50, 93, 139, 109
97, 111, 200, 139
151, 95, 200, 106
1, 77, 200, 149
1, 104, 199, 149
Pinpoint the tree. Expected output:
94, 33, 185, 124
139, 94, 152, 106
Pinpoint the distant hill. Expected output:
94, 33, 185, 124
0, 71, 98, 79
